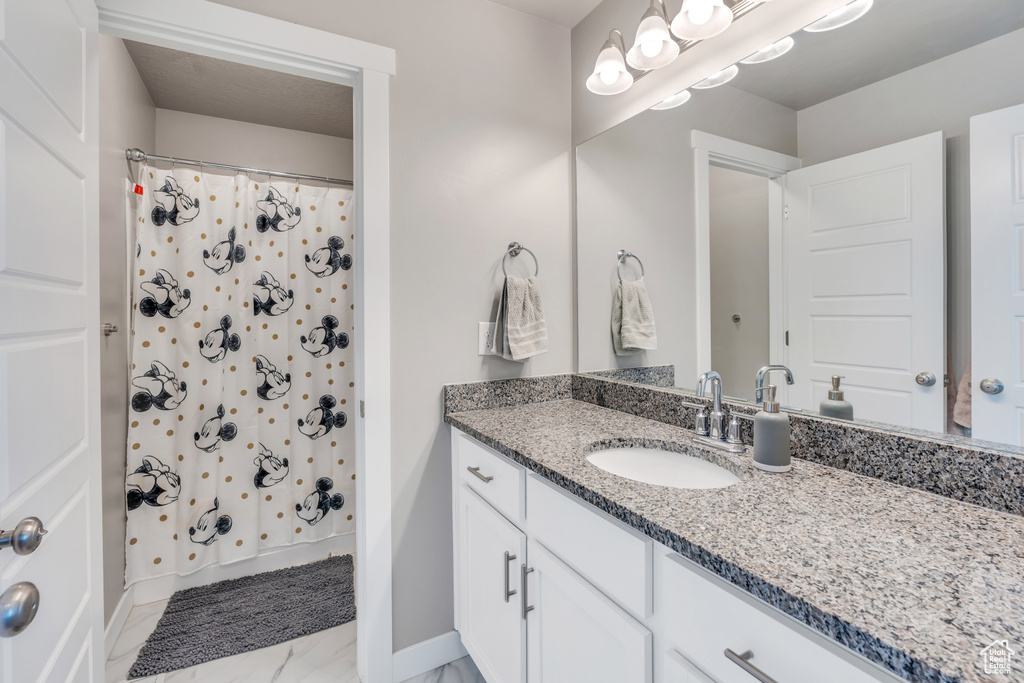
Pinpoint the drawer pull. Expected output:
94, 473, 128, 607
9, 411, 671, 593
724, 649, 778, 683
504, 552, 517, 603
467, 466, 494, 483
521, 564, 535, 620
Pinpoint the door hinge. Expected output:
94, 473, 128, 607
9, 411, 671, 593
359, 400, 365, 418
784, 205, 789, 220
785, 330, 789, 346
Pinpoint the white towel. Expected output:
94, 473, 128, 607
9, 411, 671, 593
492, 276, 548, 361
612, 279, 657, 355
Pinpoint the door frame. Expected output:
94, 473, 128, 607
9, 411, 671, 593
94, 2, 395, 680
691, 131, 801, 397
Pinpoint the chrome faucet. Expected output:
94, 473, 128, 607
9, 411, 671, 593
696, 371, 725, 439
755, 365, 794, 402
685, 370, 745, 454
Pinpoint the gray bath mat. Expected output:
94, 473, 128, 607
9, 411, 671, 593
128, 554, 355, 678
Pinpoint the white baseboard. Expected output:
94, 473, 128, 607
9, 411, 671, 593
104, 585, 135, 661
132, 533, 357, 605
391, 630, 468, 683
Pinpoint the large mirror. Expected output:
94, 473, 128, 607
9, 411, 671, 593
576, 0, 1024, 447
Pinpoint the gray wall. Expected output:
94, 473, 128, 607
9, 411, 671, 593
797, 27, 1024, 388
709, 166, 769, 399
576, 85, 795, 382
211, 0, 573, 652
98, 34, 156, 623
155, 109, 353, 181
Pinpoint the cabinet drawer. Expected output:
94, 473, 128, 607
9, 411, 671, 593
526, 473, 652, 621
455, 430, 525, 525
654, 547, 900, 683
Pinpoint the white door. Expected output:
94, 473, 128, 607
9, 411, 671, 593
526, 539, 652, 683
785, 132, 945, 430
0, 1, 104, 682
970, 102, 1024, 445
457, 485, 526, 683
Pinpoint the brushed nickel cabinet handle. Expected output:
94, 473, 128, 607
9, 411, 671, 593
724, 649, 777, 683
467, 466, 493, 483
504, 552, 517, 603
521, 564, 535, 620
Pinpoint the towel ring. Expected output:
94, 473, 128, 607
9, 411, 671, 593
617, 250, 645, 282
502, 241, 539, 277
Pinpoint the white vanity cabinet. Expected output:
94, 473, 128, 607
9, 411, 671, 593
457, 484, 527, 682
450, 428, 902, 683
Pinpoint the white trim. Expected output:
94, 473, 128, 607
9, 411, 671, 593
691, 131, 801, 396
354, 67, 394, 683
391, 631, 469, 683
103, 585, 135, 662
95, 3, 394, 680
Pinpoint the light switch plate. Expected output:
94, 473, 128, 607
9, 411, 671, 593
478, 322, 496, 355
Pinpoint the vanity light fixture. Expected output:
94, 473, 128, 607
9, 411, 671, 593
650, 89, 692, 110
670, 0, 733, 41
739, 36, 794, 64
692, 64, 738, 89
803, 0, 873, 32
586, 29, 634, 95
626, 0, 680, 70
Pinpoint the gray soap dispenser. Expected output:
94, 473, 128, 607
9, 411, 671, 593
819, 375, 854, 420
753, 385, 791, 473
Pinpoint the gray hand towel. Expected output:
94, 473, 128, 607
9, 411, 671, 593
492, 276, 548, 361
612, 279, 657, 355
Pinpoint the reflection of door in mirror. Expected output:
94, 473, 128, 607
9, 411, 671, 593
970, 102, 1024, 446
709, 166, 769, 400
785, 133, 946, 433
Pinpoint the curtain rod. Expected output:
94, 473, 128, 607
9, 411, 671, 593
125, 148, 354, 187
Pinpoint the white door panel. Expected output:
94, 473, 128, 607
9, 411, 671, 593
0, 0, 103, 681
970, 102, 1024, 444
458, 485, 526, 683
785, 132, 945, 431
526, 539, 652, 683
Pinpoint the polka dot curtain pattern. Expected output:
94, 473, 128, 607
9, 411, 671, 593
124, 167, 356, 585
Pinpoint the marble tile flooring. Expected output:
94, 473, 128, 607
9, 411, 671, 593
105, 599, 484, 683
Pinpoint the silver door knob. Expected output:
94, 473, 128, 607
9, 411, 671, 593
915, 372, 937, 387
0, 582, 40, 637
979, 378, 1005, 395
0, 517, 47, 555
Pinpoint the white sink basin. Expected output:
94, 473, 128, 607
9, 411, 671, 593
586, 447, 740, 490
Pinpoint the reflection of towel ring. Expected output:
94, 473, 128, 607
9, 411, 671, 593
502, 241, 540, 277
617, 250, 645, 282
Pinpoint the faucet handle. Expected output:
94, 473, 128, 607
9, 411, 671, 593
726, 415, 743, 445
694, 408, 709, 436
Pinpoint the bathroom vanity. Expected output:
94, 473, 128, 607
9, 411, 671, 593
445, 375, 1024, 683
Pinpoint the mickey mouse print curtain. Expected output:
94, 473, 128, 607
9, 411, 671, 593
125, 167, 355, 585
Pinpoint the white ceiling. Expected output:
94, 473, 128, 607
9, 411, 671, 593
124, 40, 354, 139
487, 0, 605, 28
730, 0, 1024, 111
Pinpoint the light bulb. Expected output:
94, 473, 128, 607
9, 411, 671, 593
688, 0, 713, 25
641, 39, 662, 57
599, 69, 619, 85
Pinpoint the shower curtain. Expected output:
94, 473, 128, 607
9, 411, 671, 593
124, 166, 356, 585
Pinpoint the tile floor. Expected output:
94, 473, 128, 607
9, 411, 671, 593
106, 599, 484, 683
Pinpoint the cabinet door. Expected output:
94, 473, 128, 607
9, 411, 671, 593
458, 484, 527, 683
526, 539, 652, 683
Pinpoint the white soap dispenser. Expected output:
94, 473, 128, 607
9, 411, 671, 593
753, 385, 791, 473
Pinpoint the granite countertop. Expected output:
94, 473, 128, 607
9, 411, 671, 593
445, 399, 1024, 683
